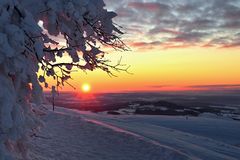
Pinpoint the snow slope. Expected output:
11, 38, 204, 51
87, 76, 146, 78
28, 106, 189, 160
28, 106, 240, 160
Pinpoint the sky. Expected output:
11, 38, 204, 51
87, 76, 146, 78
47, 0, 240, 93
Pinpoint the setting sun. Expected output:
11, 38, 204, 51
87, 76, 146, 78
81, 83, 91, 93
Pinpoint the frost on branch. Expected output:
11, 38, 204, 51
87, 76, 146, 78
0, 0, 127, 159
24, 0, 129, 89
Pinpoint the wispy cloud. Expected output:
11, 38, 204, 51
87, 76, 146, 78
188, 84, 240, 90
147, 85, 172, 88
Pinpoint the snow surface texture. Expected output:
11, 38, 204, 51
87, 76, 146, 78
28, 106, 188, 160
28, 106, 240, 160
0, 0, 122, 159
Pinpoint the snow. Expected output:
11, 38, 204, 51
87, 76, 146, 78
28, 105, 240, 160
28, 106, 188, 160
0, 0, 124, 159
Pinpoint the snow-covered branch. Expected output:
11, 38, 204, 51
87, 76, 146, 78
0, 0, 127, 159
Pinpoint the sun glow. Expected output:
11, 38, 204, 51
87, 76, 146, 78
82, 83, 91, 93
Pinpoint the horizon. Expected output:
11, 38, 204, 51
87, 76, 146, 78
44, 88, 240, 96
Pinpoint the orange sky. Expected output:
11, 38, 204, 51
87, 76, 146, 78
41, 1, 240, 93
42, 46, 240, 93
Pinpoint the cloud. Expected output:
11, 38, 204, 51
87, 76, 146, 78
130, 41, 161, 47
129, 41, 162, 50
221, 21, 240, 29
104, 0, 240, 50
115, 6, 135, 17
149, 28, 182, 35
170, 32, 209, 43
128, 2, 170, 12
147, 85, 172, 88
188, 84, 240, 90
129, 41, 192, 50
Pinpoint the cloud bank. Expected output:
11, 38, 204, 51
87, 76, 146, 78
104, 0, 240, 49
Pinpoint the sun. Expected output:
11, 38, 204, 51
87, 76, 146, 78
81, 83, 91, 93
